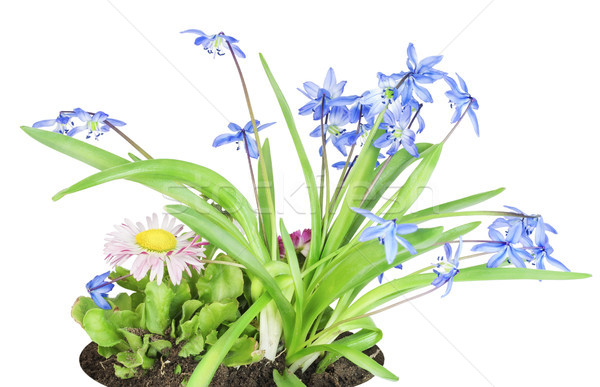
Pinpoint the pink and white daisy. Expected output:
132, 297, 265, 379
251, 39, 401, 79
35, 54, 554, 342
104, 213, 207, 285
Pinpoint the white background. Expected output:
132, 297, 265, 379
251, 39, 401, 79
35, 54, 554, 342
1, 1, 599, 386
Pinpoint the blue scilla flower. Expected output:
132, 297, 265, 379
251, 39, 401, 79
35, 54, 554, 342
70, 108, 126, 140
213, 120, 275, 159
372, 101, 419, 158
33, 112, 75, 134
472, 226, 532, 268
361, 73, 400, 119
309, 106, 358, 156
352, 207, 418, 265
393, 43, 446, 105
444, 73, 480, 136
298, 68, 358, 120
86, 271, 115, 310
431, 237, 462, 297
180, 30, 245, 58
532, 222, 569, 272
489, 206, 557, 245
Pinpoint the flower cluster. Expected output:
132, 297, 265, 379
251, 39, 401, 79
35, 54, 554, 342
296, 44, 479, 170
473, 207, 569, 271
33, 108, 125, 140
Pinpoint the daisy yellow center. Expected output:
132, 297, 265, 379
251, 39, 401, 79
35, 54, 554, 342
135, 229, 177, 253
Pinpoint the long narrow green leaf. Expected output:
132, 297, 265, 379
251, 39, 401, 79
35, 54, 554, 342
454, 265, 591, 281
288, 343, 397, 381
385, 143, 443, 219
258, 139, 277, 256
51, 158, 268, 261
188, 294, 271, 387
279, 220, 305, 353
260, 54, 322, 270
399, 187, 505, 223
165, 204, 295, 347
22, 126, 249, 249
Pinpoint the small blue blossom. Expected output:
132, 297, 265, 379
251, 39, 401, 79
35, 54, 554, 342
431, 237, 462, 297
393, 43, 446, 105
180, 30, 245, 58
86, 271, 114, 310
352, 207, 418, 264
298, 68, 358, 120
309, 107, 358, 156
33, 112, 74, 134
472, 226, 532, 268
532, 222, 569, 272
489, 206, 557, 245
70, 108, 126, 140
444, 73, 480, 136
372, 101, 419, 158
213, 120, 275, 159
361, 73, 400, 119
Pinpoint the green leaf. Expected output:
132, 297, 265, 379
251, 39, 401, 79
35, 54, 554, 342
222, 336, 262, 367
399, 187, 506, 224
114, 365, 136, 379
98, 346, 119, 358
148, 339, 172, 358
177, 314, 201, 345
197, 300, 239, 336
316, 328, 382, 373
196, 255, 244, 303
273, 369, 306, 387
386, 143, 443, 219
51, 158, 267, 260
82, 309, 123, 347
454, 265, 592, 282
72, 296, 98, 328
118, 328, 142, 351
258, 139, 277, 254
290, 343, 397, 381
108, 310, 141, 329
117, 351, 143, 369
170, 281, 192, 319
260, 54, 321, 268
110, 293, 134, 311
179, 334, 205, 358
180, 299, 203, 325
144, 281, 175, 334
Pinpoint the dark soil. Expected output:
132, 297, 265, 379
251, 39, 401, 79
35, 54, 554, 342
80, 336, 384, 386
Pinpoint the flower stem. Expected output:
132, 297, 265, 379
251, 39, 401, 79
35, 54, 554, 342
442, 98, 474, 143
242, 135, 268, 246
319, 96, 331, 221
225, 39, 276, 257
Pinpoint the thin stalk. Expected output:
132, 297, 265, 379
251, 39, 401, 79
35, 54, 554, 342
318, 96, 331, 220
409, 252, 490, 276
442, 98, 474, 143
395, 73, 411, 89
60, 110, 153, 160
242, 135, 267, 246
225, 39, 277, 259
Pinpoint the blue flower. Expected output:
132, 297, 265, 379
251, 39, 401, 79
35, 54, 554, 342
444, 73, 480, 136
489, 206, 557, 245
180, 30, 245, 58
393, 43, 446, 105
352, 207, 418, 264
70, 108, 126, 140
361, 73, 400, 119
532, 217, 569, 272
332, 153, 384, 170
431, 237, 462, 297
472, 226, 532, 268
309, 106, 358, 156
33, 112, 74, 134
298, 68, 358, 120
372, 101, 419, 157
213, 120, 275, 159
86, 271, 114, 310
